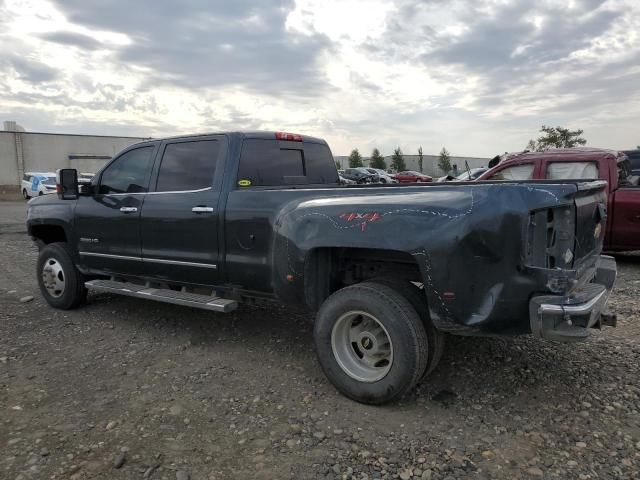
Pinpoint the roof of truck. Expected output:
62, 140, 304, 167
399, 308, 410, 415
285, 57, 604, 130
503, 147, 623, 162
133, 131, 327, 145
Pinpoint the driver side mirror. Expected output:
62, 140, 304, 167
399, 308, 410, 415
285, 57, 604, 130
57, 169, 78, 200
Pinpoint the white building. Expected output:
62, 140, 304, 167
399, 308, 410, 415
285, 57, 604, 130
0, 121, 148, 191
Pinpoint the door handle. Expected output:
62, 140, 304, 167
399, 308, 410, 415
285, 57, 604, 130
120, 207, 138, 213
192, 206, 214, 213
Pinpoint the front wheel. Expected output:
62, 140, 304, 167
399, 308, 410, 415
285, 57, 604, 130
314, 281, 429, 404
37, 243, 87, 309
22, 189, 30, 199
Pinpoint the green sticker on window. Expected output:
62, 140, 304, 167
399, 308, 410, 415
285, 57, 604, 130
238, 179, 252, 187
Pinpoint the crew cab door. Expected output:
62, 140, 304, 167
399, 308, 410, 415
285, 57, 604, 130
74, 144, 157, 274
609, 187, 640, 250
139, 136, 225, 285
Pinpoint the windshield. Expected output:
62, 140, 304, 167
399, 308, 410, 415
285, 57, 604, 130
455, 168, 486, 180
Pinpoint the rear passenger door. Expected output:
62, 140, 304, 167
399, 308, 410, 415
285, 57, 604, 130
139, 136, 226, 285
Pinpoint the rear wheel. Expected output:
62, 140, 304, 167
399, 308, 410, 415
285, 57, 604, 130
37, 243, 87, 309
372, 278, 445, 377
314, 281, 429, 404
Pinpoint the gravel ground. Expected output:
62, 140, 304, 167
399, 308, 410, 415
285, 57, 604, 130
1, 201, 639, 480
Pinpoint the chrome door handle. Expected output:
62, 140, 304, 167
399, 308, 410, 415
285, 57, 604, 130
120, 207, 138, 213
192, 206, 214, 213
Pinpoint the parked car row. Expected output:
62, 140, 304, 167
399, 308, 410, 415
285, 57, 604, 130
338, 167, 432, 184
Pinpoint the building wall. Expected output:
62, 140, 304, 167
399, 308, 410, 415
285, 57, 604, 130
0, 130, 148, 186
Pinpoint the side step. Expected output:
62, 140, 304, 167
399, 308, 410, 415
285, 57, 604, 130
85, 279, 238, 313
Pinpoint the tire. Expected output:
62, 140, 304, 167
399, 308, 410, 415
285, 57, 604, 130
372, 278, 445, 377
37, 242, 87, 309
314, 281, 429, 404
38, 191, 44, 196
22, 189, 30, 199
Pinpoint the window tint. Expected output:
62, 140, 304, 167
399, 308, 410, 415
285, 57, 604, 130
304, 142, 339, 183
547, 162, 598, 180
156, 140, 220, 191
488, 163, 535, 180
99, 146, 154, 194
238, 140, 303, 186
238, 139, 339, 187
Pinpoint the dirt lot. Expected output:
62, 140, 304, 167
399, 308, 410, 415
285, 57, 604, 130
1, 200, 639, 480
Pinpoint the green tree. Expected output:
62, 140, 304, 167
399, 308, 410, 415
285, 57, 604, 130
348, 148, 363, 168
335, 159, 341, 170
437, 147, 452, 173
417, 146, 424, 173
391, 147, 406, 172
369, 148, 386, 169
526, 125, 587, 151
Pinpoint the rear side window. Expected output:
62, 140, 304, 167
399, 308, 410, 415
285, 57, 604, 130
156, 140, 220, 192
100, 146, 154, 194
547, 162, 598, 179
488, 163, 535, 180
237, 139, 338, 187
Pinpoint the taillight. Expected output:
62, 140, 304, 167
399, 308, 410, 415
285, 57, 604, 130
275, 131, 303, 141
526, 206, 574, 270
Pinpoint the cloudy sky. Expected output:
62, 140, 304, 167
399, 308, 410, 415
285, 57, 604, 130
1, 0, 638, 156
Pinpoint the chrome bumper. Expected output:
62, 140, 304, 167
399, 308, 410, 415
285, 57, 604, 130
529, 255, 617, 342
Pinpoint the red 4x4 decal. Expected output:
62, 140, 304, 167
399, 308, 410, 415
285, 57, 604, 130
338, 212, 381, 231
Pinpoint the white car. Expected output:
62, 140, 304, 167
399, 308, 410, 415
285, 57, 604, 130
21, 172, 57, 199
366, 168, 398, 184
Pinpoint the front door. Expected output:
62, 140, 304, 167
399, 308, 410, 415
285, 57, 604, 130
74, 144, 157, 275
139, 136, 225, 285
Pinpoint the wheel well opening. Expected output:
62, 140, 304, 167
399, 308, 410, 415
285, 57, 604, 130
304, 247, 422, 310
31, 225, 67, 245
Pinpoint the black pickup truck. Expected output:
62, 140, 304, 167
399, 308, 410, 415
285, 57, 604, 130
27, 131, 617, 404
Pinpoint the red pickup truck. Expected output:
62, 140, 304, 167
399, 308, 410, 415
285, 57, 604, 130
477, 148, 640, 252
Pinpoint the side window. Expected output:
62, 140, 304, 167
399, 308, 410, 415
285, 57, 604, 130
23, 174, 30, 182
547, 162, 598, 179
488, 163, 535, 180
99, 146, 154, 194
238, 139, 304, 186
618, 159, 640, 187
156, 140, 219, 192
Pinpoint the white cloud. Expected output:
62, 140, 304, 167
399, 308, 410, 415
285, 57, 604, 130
0, 0, 639, 157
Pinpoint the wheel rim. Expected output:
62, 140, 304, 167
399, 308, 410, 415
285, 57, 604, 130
331, 311, 394, 382
42, 258, 65, 298
23, 190, 28, 199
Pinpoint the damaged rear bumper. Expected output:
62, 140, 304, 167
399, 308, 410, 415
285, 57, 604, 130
529, 255, 617, 342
